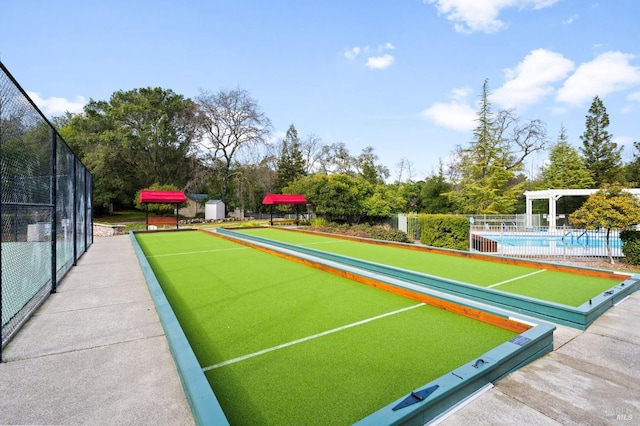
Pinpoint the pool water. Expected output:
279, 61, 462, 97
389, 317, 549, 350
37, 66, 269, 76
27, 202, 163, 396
482, 233, 623, 249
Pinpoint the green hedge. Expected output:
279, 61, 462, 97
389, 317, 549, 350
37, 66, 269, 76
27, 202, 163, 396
620, 230, 640, 266
419, 214, 469, 251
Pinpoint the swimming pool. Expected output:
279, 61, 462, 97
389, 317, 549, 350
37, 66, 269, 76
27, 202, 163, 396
484, 233, 622, 249
475, 231, 624, 258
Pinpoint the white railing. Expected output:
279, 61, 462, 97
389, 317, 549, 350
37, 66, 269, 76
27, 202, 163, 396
470, 224, 623, 261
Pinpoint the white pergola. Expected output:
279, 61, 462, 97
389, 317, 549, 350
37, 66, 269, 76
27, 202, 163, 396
524, 188, 640, 231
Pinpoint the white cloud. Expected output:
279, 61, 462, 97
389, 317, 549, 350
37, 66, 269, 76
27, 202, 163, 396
366, 54, 394, 69
425, 0, 560, 34
556, 51, 640, 105
378, 42, 395, 51
27, 91, 86, 116
628, 91, 640, 102
344, 47, 361, 60
492, 49, 574, 109
346, 42, 396, 69
562, 14, 578, 25
422, 87, 476, 132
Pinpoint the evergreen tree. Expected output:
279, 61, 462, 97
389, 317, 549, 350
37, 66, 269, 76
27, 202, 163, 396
579, 96, 624, 186
447, 79, 524, 214
540, 124, 594, 189
624, 141, 640, 186
275, 124, 306, 192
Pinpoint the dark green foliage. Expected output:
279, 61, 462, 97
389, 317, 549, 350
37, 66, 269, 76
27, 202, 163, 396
419, 214, 469, 250
580, 96, 624, 186
306, 222, 411, 243
620, 230, 640, 265
274, 124, 306, 192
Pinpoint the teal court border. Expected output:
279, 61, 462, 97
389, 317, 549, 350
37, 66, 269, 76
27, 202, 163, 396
131, 230, 554, 425
217, 227, 640, 330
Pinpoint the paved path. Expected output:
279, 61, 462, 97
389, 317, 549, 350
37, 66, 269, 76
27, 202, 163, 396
440, 290, 640, 425
0, 234, 194, 425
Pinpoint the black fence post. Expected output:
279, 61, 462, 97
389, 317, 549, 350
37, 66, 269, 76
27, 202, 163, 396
51, 129, 58, 293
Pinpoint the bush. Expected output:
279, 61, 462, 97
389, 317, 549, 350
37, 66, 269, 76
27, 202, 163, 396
419, 214, 469, 251
305, 221, 412, 243
620, 230, 640, 265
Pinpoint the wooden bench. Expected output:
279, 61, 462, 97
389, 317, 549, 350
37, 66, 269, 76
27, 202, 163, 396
147, 216, 179, 229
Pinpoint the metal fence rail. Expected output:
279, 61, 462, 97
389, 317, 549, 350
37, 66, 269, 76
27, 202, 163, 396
470, 224, 623, 262
389, 214, 623, 263
1, 62, 93, 360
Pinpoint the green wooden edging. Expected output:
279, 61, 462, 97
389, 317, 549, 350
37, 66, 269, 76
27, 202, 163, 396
356, 323, 554, 425
217, 228, 640, 330
130, 232, 230, 426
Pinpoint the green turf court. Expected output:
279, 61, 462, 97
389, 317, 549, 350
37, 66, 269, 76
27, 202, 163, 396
134, 230, 530, 425
230, 227, 624, 307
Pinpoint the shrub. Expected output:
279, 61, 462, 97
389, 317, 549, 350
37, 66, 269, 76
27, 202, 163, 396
620, 230, 640, 265
419, 214, 469, 251
305, 221, 412, 243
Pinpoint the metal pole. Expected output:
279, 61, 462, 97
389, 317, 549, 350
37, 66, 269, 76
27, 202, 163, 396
72, 159, 78, 265
51, 129, 58, 293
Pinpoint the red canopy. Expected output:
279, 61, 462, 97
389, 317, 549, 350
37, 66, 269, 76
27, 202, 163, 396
262, 194, 307, 205
139, 190, 187, 204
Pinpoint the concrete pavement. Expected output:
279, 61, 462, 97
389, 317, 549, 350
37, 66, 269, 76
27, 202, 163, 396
440, 291, 640, 425
0, 234, 194, 425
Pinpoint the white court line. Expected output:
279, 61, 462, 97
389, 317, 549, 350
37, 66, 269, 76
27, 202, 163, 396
147, 247, 249, 258
202, 302, 425, 372
487, 269, 546, 288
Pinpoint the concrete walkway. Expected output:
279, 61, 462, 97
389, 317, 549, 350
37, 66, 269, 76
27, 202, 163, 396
1, 234, 639, 425
440, 290, 640, 425
0, 235, 194, 425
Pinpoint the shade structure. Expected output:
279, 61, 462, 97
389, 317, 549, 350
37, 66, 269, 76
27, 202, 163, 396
262, 194, 307, 205
139, 190, 187, 204
262, 194, 308, 226
139, 190, 186, 230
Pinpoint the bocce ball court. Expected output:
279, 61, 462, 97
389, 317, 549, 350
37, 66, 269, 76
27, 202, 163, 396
132, 230, 555, 425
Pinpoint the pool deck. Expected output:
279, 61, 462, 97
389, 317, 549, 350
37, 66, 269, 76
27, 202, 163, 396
0, 234, 638, 425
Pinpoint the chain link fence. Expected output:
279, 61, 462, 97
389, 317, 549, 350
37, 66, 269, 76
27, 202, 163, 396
1, 62, 92, 360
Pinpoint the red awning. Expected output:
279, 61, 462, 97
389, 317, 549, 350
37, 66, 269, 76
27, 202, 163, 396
262, 193, 308, 205
139, 190, 187, 204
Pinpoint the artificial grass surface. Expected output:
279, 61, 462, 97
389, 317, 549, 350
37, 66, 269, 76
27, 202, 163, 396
135, 231, 518, 425
235, 228, 621, 307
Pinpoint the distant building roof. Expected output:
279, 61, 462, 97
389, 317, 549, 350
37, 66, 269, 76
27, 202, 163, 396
139, 190, 187, 204
262, 194, 308, 205
186, 193, 209, 201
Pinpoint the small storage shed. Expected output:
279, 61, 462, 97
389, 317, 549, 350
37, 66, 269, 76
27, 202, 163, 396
139, 190, 187, 230
205, 200, 225, 220
262, 193, 308, 226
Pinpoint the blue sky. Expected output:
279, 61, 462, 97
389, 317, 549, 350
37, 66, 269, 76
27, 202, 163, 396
2, 0, 639, 181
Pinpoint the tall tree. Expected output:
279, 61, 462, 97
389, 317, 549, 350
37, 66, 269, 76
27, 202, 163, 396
66, 87, 200, 210
624, 141, 640, 185
539, 124, 594, 189
579, 95, 624, 186
420, 163, 454, 213
447, 79, 546, 213
275, 124, 306, 192
317, 142, 353, 175
197, 88, 272, 211
354, 146, 389, 184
